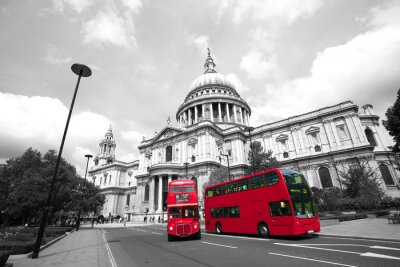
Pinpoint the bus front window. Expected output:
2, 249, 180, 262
169, 207, 181, 219
292, 196, 316, 218
182, 206, 198, 218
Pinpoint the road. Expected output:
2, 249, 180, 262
103, 224, 400, 267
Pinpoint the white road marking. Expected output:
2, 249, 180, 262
150, 231, 163, 235
321, 236, 400, 244
371, 245, 400, 251
102, 230, 118, 267
275, 242, 400, 260
202, 241, 237, 249
203, 232, 270, 241
268, 252, 357, 267
361, 252, 400, 260
274, 243, 360, 255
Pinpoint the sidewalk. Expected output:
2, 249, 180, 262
7, 218, 400, 266
8, 228, 111, 267
318, 217, 400, 241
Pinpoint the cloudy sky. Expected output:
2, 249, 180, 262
1, 0, 399, 176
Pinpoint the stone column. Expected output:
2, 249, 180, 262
210, 103, 214, 122
157, 176, 162, 212
188, 108, 192, 126
239, 107, 243, 124
344, 115, 357, 145
232, 105, 236, 123
149, 177, 155, 212
226, 103, 230, 122
329, 120, 340, 147
322, 119, 334, 149
202, 104, 205, 122
218, 103, 222, 122
349, 114, 361, 143
195, 105, 198, 124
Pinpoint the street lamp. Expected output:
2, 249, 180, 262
244, 126, 255, 174
219, 153, 231, 180
184, 162, 189, 179
32, 64, 91, 259
76, 154, 93, 231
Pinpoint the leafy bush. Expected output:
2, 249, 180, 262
5, 233, 35, 242
0, 240, 37, 255
0, 250, 10, 266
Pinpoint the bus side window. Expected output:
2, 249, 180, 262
206, 188, 214, 198
265, 172, 279, 186
229, 206, 240, 218
227, 182, 237, 194
269, 201, 292, 216
237, 179, 248, 191
249, 175, 264, 189
223, 207, 229, 218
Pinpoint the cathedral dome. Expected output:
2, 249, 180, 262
188, 72, 236, 92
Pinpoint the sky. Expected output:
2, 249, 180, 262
1, 0, 399, 176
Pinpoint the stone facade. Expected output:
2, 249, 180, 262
88, 52, 400, 222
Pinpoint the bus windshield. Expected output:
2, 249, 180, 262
282, 170, 317, 218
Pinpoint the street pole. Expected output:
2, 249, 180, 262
76, 154, 93, 231
32, 64, 91, 259
219, 153, 231, 180
244, 126, 255, 174
183, 162, 189, 180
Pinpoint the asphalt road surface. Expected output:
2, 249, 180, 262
103, 224, 400, 267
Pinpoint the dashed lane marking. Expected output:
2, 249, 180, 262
201, 241, 237, 249
269, 252, 357, 267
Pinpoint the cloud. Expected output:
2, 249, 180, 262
0, 92, 111, 175
53, 0, 93, 13
250, 1, 400, 125
240, 50, 281, 80
185, 33, 209, 54
121, 0, 142, 13
44, 45, 72, 65
82, 9, 138, 50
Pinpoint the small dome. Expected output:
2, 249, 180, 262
188, 72, 236, 92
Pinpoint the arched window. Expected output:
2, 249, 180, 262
191, 155, 196, 162
379, 164, 394, 185
365, 128, 377, 146
144, 184, 150, 201
319, 167, 333, 188
166, 146, 172, 162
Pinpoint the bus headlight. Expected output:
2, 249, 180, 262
194, 224, 198, 229
169, 226, 174, 231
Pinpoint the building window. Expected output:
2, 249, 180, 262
379, 164, 394, 185
126, 194, 130, 206
314, 145, 321, 152
336, 123, 349, 140
365, 128, 377, 146
144, 184, 150, 201
191, 155, 196, 162
166, 146, 172, 162
319, 167, 333, 188
283, 152, 289, 158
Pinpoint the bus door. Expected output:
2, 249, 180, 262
268, 200, 292, 235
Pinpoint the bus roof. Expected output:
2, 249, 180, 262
204, 168, 284, 190
169, 180, 196, 186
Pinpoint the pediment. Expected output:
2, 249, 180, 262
305, 126, 320, 134
275, 134, 288, 141
151, 126, 182, 143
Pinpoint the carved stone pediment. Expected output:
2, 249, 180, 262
275, 134, 288, 142
188, 137, 198, 146
305, 126, 320, 134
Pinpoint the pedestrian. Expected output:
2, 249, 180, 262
91, 218, 94, 228
158, 216, 161, 223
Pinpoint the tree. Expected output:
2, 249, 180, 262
202, 167, 229, 194
383, 88, 400, 153
247, 141, 280, 174
0, 147, 104, 226
338, 158, 384, 210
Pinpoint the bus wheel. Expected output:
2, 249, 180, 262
168, 233, 174, 242
258, 223, 269, 238
215, 223, 222, 234
194, 230, 201, 240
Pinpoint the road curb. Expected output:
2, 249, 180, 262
314, 233, 400, 242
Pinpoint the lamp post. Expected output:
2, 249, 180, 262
76, 154, 93, 231
32, 64, 91, 259
244, 126, 255, 174
219, 153, 231, 180
184, 162, 189, 179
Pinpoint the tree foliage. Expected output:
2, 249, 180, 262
202, 167, 229, 194
0, 148, 104, 226
247, 141, 280, 174
383, 88, 400, 153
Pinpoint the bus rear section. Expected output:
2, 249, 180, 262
167, 180, 201, 241
204, 168, 320, 237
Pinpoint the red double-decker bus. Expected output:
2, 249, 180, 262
204, 168, 320, 237
167, 180, 201, 241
